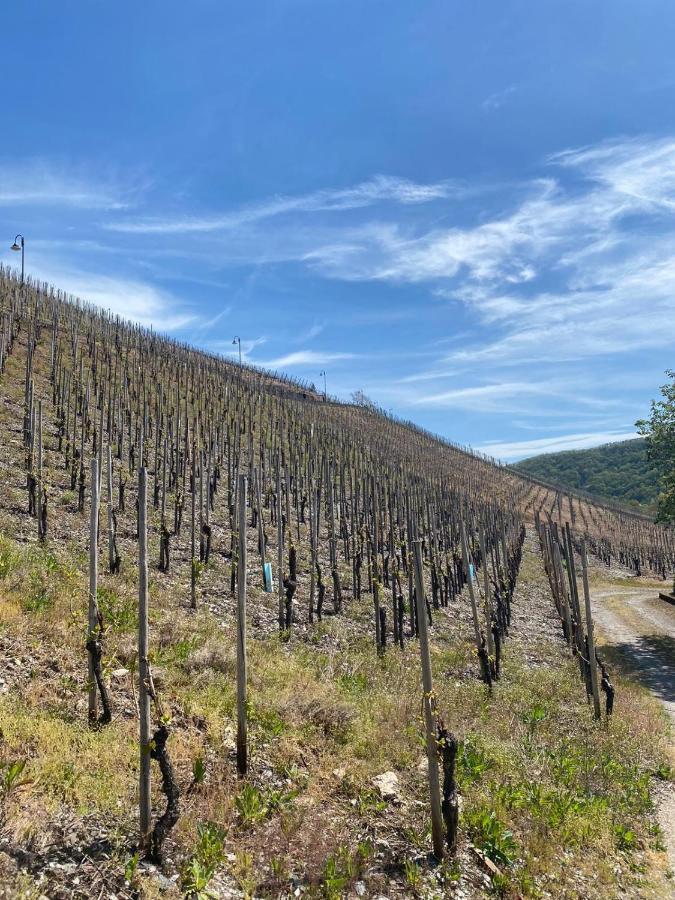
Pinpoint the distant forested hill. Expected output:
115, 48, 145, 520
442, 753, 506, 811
513, 438, 661, 514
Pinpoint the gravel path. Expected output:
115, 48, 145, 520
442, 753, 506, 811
591, 585, 675, 873
591, 587, 675, 722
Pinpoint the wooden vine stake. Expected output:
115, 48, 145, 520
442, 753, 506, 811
107, 445, 120, 573
237, 472, 248, 775
412, 539, 445, 861
478, 524, 496, 678
37, 400, 45, 540
460, 520, 491, 687
190, 445, 197, 609
580, 539, 602, 720
88, 456, 99, 723
277, 466, 284, 631
138, 465, 152, 851
86, 455, 112, 727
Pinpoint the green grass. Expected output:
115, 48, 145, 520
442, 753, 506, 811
0, 697, 136, 817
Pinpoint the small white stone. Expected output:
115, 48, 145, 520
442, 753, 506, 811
372, 770, 401, 802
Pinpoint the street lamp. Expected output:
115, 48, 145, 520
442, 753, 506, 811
232, 335, 242, 366
319, 370, 327, 401
10, 234, 24, 285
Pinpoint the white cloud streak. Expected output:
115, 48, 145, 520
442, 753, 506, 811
297, 137, 675, 372
199, 306, 232, 329
482, 84, 517, 112
297, 322, 325, 342
479, 431, 641, 462
411, 381, 554, 410
104, 175, 453, 234
0, 160, 130, 209
0, 252, 195, 331
256, 350, 356, 368
6, 140, 673, 458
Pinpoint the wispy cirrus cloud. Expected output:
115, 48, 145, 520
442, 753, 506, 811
446, 237, 675, 365
478, 430, 640, 462
256, 350, 356, 368
550, 136, 675, 209
197, 306, 232, 329
0, 243, 194, 331
294, 137, 675, 376
481, 84, 518, 112
371, 377, 611, 416
0, 159, 133, 209
35, 267, 194, 330
104, 175, 453, 235
411, 381, 553, 410
302, 172, 616, 287
5, 138, 673, 458
297, 322, 325, 342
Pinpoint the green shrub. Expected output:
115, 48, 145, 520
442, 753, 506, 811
459, 738, 492, 783
235, 782, 298, 827
96, 586, 136, 630
466, 807, 518, 867
181, 821, 227, 899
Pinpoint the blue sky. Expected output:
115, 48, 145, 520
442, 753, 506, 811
2, 1, 675, 460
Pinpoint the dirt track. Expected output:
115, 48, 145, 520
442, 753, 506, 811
591, 584, 675, 872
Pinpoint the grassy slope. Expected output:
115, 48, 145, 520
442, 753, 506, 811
513, 439, 661, 515
0, 532, 672, 899
0, 340, 671, 898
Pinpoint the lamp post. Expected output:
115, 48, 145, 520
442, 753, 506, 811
319, 370, 327, 401
232, 336, 242, 366
10, 234, 24, 285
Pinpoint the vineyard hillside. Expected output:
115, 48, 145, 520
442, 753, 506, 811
0, 269, 672, 899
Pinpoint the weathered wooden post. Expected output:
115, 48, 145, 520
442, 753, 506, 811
254, 466, 266, 567
106, 445, 119, 573
277, 466, 284, 631
580, 539, 602, 720
553, 540, 572, 644
37, 400, 45, 540
138, 465, 152, 851
88, 456, 99, 723
190, 445, 197, 609
460, 520, 491, 686
237, 472, 248, 775
478, 524, 496, 674
373, 578, 382, 648
199, 447, 205, 561
309, 479, 319, 623
412, 539, 445, 861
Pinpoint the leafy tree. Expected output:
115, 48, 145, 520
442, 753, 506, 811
637, 370, 675, 524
